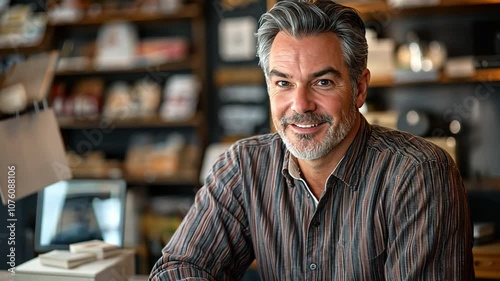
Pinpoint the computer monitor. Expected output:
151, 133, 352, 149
34, 179, 127, 253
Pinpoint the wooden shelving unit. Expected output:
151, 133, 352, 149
55, 59, 193, 77
214, 67, 265, 87
341, 0, 500, 16
0, 26, 55, 57
36, 1, 207, 274
124, 170, 199, 185
48, 3, 201, 27
72, 171, 198, 185
57, 114, 203, 129
369, 68, 500, 88
473, 240, 500, 279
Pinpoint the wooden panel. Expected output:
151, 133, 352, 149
441, 0, 500, 6
214, 67, 265, 86
369, 68, 500, 88
473, 241, 500, 279
49, 3, 201, 27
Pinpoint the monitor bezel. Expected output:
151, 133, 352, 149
34, 179, 127, 253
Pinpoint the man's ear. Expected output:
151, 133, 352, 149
355, 68, 370, 109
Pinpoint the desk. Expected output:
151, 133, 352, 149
6, 250, 149, 281
0, 271, 13, 281
0, 271, 148, 281
474, 241, 500, 279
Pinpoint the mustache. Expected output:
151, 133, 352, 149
281, 113, 333, 127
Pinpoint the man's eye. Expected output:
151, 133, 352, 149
316, 79, 332, 86
277, 81, 291, 87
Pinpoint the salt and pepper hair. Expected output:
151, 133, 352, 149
256, 0, 368, 98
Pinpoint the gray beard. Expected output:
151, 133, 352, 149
277, 107, 358, 160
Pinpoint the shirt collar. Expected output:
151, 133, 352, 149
331, 115, 371, 190
281, 114, 372, 190
281, 145, 295, 187
288, 155, 301, 180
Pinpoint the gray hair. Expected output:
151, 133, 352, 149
256, 0, 368, 96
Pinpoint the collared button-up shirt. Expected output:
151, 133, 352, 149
150, 116, 474, 281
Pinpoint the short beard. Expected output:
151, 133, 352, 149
276, 107, 358, 160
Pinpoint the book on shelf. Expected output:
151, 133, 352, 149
39, 250, 97, 269
69, 239, 121, 259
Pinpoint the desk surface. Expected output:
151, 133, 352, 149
0, 271, 13, 281
0, 271, 148, 281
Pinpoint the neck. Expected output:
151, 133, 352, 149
298, 114, 361, 197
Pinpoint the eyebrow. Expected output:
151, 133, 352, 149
310, 67, 342, 80
269, 69, 290, 78
268, 67, 342, 80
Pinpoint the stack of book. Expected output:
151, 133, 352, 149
38, 240, 121, 269
69, 240, 121, 259
39, 250, 96, 269
16, 249, 135, 281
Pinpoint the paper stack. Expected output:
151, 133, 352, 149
69, 240, 121, 259
39, 250, 96, 269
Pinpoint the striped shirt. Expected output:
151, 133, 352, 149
150, 116, 474, 281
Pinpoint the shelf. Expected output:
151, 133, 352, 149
441, 68, 500, 84
215, 67, 265, 86
72, 171, 199, 186
369, 68, 500, 88
124, 170, 199, 185
55, 59, 193, 77
465, 178, 500, 191
473, 240, 500, 279
49, 3, 201, 27
339, 1, 389, 14
341, 0, 500, 18
0, 26, 54, 57
57, 114, 203, 129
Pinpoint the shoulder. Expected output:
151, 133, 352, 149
209, 133, 284, 171
232, 133, 283, 148
226, 133, 285, 158
367, 124, 456, 167
203, 133, 285, 194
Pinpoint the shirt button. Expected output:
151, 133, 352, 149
312, 219, 320, 227
309, 263, 317, 271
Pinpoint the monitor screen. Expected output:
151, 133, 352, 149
34, 179, 127, 253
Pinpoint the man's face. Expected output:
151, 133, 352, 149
268, 32, 363, 160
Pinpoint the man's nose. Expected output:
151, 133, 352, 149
291, 85, 316, 113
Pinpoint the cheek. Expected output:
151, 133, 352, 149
318, 96, 344, 113
269, 93, 288, 117
329, 101, 346, 115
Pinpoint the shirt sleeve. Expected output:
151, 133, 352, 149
385, 159, 474, 281
149, 147, 254, 281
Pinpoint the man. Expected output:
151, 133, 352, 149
149, 1, 474, 280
